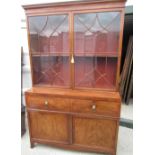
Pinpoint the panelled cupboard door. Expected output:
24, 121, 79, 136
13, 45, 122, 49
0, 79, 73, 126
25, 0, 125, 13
29, 111, 69, 144
73, 117, 117, 150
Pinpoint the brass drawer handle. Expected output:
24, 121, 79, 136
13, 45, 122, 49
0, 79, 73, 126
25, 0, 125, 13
92, 104, 96, 110
44, 101, 48, 106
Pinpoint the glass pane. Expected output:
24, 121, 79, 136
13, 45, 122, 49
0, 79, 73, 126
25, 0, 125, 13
32, 56, 70, 87
29, 15, 69, 55
74, 12, 120, 89
28, 15, 70, 87
74, 12, 120, 56
74, 57, 117, 89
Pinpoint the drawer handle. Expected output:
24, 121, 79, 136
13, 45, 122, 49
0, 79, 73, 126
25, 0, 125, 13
44, 101, 48, 106
92, 104, 96, 110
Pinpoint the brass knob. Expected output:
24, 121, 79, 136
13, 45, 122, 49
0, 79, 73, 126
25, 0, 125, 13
71, 55, 74, 64
45, 101, 48, 106
92, 104, 96, 110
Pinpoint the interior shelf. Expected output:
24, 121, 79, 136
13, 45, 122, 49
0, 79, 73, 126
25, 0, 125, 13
32, 52, 70, 57
32, 52, 118, 58
74, 52, 118, 57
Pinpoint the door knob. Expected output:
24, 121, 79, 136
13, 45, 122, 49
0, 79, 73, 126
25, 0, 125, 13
44, 101, 48, 106
71, 55, 74, 64
92, 104, 96, 110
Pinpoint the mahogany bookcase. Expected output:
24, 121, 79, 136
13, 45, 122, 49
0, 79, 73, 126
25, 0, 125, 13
23, 0, 126, 155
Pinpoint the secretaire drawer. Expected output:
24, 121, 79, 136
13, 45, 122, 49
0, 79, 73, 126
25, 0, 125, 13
71, 99, 120, 117
26, 95, 70, 112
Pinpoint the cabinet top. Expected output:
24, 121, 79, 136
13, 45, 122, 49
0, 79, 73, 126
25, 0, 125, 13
22, 0, 126, 10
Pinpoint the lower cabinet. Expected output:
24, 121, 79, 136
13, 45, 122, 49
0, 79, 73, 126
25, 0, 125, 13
29, 111, 70, 144
26, 91, 120, 155
28, 110, 118, 154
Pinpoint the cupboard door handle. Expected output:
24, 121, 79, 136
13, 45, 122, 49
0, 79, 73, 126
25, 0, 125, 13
92, 104, 96, 110
44, 101, 48, 106
71, 55, 74, 64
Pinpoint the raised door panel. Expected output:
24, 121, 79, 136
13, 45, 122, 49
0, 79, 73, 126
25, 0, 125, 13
29, 111, 69, 144
73, 117, 117, 150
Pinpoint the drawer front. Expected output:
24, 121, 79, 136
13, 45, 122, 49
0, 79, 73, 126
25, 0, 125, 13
26, 95, 70, 112
71, 99, 120, 117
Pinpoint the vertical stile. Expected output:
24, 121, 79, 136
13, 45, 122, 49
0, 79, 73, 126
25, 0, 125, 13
116, 9, 125, 91
69, 12, 74, 89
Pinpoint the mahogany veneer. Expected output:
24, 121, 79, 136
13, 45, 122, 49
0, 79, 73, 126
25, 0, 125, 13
25, 88, 121, 155
23, 0, 126, 155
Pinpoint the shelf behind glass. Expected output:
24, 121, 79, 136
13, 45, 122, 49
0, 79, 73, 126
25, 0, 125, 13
31, 52, 70, 57
31, 52, 118, 58
74, 52, 118, 57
